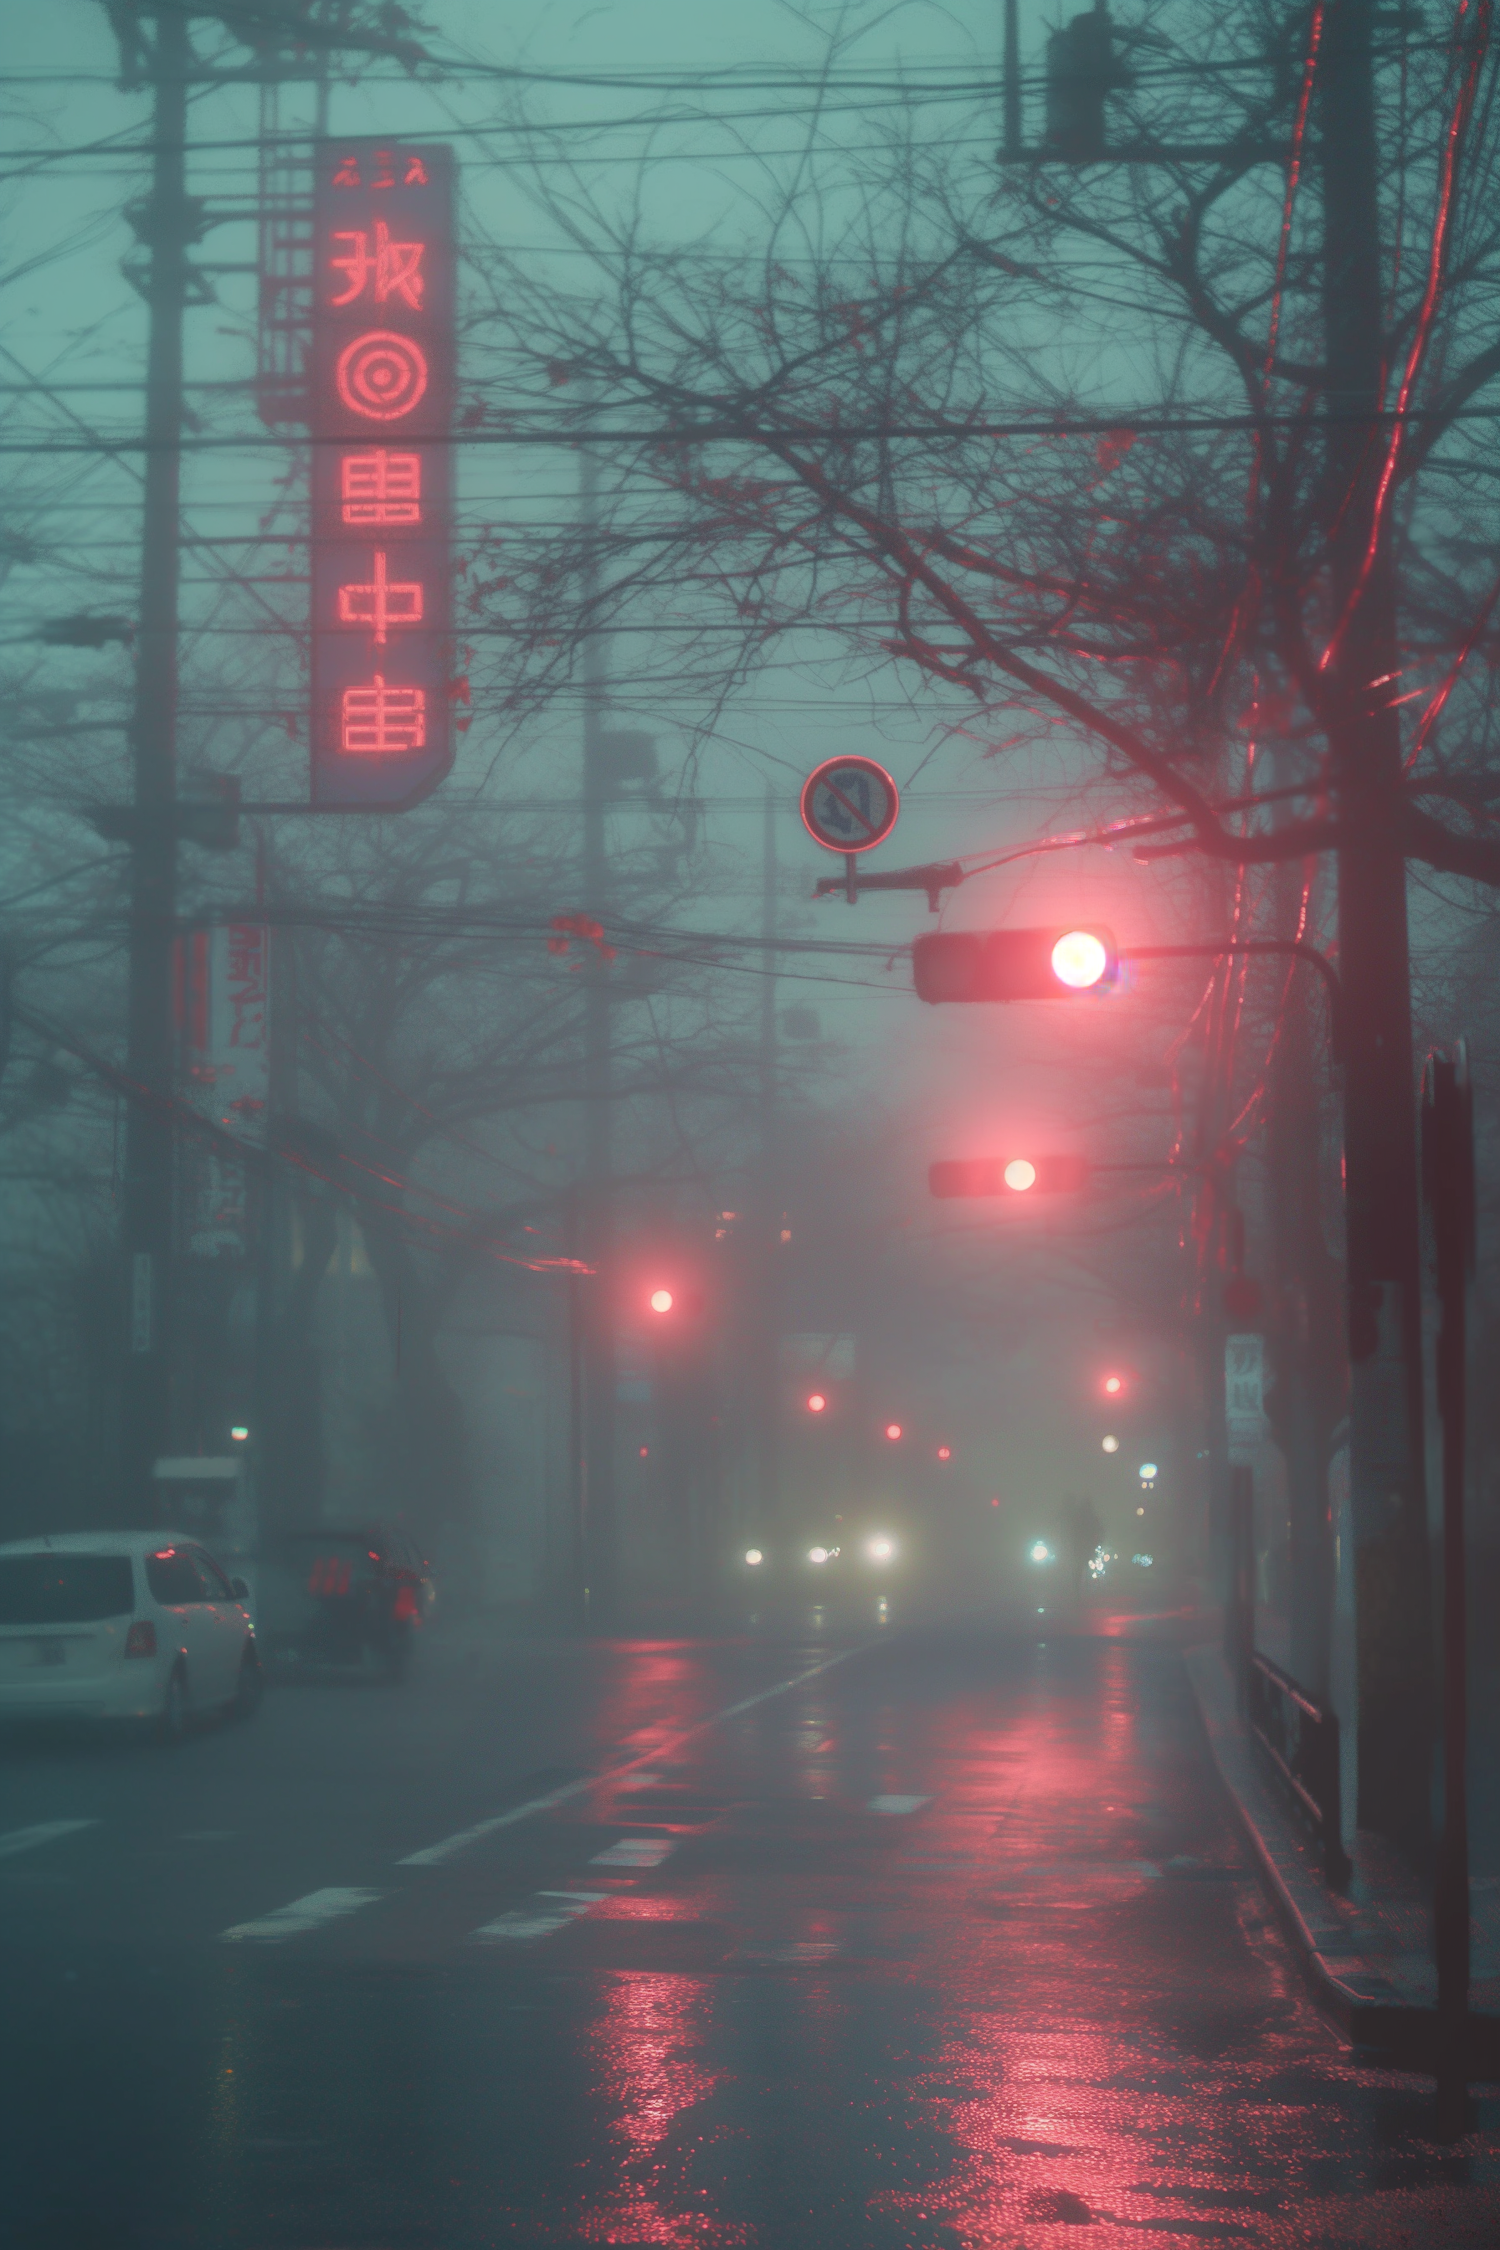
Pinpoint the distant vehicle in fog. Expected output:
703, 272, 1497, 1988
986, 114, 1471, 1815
254, 1528, 431, 1682
0, 1531, 261, 1738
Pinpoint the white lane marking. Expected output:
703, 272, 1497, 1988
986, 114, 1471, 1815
868, 1794, 931, 1815
471, 1889, 607, 1943
591, 1837, 676, 1868
0, 1819, 97, 1861
220, 1888, 383, 1944
399, 1645, 864, 1869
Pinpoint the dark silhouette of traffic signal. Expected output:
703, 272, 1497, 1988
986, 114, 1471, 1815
913, 927, 1117, 1003
1045, 1, 1133, 161
929, 1156, 1090, 1198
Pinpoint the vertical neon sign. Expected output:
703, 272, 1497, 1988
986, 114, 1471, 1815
312, 142, 455, 806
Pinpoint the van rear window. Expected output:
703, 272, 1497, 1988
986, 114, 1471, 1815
0, 1556, 135, 1624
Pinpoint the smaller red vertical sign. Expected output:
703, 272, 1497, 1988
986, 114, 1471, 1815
311, 142, 456, 807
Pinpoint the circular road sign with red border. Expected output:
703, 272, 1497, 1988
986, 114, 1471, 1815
800, 756, 900, 855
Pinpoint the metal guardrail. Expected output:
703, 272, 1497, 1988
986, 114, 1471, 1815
1246, 1650, 1351, 1891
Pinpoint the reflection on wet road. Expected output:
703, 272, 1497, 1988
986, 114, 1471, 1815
4, 1618, 1499, 2247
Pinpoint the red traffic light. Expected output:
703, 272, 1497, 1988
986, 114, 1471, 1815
913, 927, 1117, 1003
648, 1287, 675, 1314
936, 1444, 952, 1462
929, 1156, 1090, 1198
806, 1391, 828, 1414
884, 1422, 903, 1441
1103, 1372, 1125, 1396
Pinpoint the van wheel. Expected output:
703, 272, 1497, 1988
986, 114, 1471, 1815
158, 1665, 189, 1745
231, 1647, 264, 1723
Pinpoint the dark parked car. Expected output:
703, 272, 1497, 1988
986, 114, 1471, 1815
254, 1528, 432, 1682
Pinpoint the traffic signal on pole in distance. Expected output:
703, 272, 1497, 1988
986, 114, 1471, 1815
913, 927, 1117, 1003
929, 1156, 1090, 1198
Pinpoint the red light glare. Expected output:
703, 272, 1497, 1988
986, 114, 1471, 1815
806, 1392, 827, 1413
884, 1422, 903, 1442
648, 1287, 674, 1314
1050, 929, 1110, 989
638, 1445, 649, 1458
1003, 1158, 1037, 1192
1104, 1373, 1124, 1395
937, 1445, 952, 1462
990, 1496, 1001, 1508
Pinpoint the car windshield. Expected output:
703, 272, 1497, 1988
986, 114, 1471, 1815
0, 1555, 134, 1624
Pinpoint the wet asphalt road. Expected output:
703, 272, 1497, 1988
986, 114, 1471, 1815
4, 1610, 1500, 2250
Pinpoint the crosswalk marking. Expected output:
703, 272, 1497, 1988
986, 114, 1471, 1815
220, 1888, 384, 1944
400, 1646, 864, 1869
472, 1889, 608, 1943
868, 1794, 931, 1815
0, 1819, 97, 1861
591, 1837, 676, 1868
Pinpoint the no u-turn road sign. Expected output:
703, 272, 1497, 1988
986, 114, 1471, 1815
800, 756, 900, 854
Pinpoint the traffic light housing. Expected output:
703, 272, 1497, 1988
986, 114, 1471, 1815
1044, 3, 1133, 161
929, 1156, 1090, 1198
913, 927, 1117, 1003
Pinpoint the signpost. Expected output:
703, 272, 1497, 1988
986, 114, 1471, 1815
311, 141, 456, 807
799, 756, 899, 900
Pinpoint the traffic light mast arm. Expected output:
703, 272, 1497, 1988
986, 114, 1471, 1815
1121, 940, 1344, 1061
813, 859, 963, 912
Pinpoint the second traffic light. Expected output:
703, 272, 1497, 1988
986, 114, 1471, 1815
913, 927, 1117, 1002
930, 1156, 1090, 1197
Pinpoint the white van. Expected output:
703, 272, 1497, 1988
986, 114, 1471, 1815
0, 1532, 262, 1738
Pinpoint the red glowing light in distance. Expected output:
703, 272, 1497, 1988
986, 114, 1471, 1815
806, 1392, 827, 1413
884, 1422, 903, 1442
1003, 1158, 1037, 1192
1103, 1373, 1124, 1396
1050, 929, 1111, 989
937, 1445, 952, 1461
649, 1288, 674, 1314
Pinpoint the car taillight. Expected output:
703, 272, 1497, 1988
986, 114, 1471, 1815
124, 1620, 157, 1659
391, 1586, 418, 1624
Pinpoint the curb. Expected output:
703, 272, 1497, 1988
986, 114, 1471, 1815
1184, 1642, 1500, 2074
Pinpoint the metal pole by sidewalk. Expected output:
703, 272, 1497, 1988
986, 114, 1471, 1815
118, 4, 194, 1524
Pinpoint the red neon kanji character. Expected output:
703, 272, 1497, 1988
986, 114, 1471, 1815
328, 220, 425, 309
340, 675, 426, 755
340, 450, 422, 525
332, 154, 360, 187
371, 149, 396, 188
404, 155, 430, 185
337, 551, 424, 645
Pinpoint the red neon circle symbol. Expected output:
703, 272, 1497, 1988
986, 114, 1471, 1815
336, 331, 429, 421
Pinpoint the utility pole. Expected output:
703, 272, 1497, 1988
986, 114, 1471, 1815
1002, 0, 1022, 158
118, 3, 194, 1524
579, 444, 616, 1626
755, 786, 780, 1559
1318, 0, 1433, 1856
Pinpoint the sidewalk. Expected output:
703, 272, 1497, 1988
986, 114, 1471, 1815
1186, 1640, 1500, 2072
